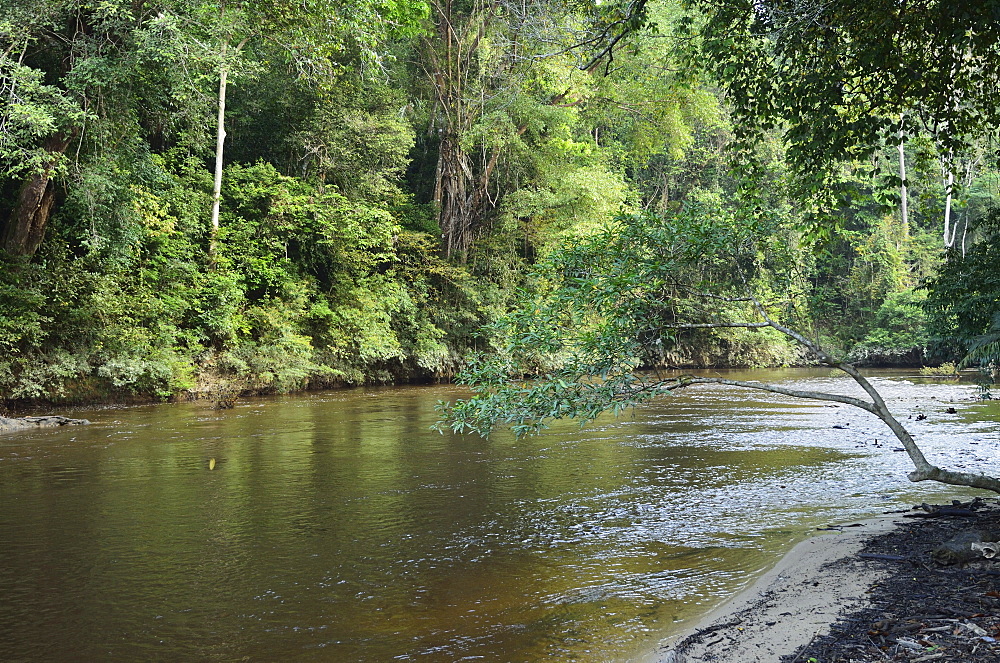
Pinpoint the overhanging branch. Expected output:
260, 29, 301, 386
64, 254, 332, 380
654, 376, 879, 413
638, 324, 1000, 494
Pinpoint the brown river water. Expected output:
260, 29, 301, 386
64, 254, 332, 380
1, 369, 999, 661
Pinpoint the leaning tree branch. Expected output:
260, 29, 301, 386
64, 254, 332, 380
663, 322, 772, 329
656, 312, 1000, 494
754, 310, 940, 476
653, 376, 879, 413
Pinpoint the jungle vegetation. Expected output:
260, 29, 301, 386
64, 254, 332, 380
1, 0, 998, 408
436, 0, 1000, 494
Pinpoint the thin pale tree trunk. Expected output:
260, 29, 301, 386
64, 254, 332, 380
961, 212, 969, 257
944, 162, 956, 247
208, 35, 248, 251
210, 41, 229, 240
897, 129, 909, 238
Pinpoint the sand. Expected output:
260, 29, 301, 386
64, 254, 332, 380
644, 515, 905, 663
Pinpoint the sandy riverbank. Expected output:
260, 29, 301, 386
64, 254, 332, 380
643, 515, 904, 663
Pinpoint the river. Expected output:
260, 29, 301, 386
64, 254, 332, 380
1, 369, 999, 661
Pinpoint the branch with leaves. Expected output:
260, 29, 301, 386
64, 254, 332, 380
438, 204, 1000, 494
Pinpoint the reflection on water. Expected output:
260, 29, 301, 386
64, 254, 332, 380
1, 369, 999, 661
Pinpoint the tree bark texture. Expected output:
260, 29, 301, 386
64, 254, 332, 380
1, 133, 73, 257
434, 131, 476, 257
424, 0, 505, 259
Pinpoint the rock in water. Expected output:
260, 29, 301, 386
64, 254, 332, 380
0, 415, 91, 433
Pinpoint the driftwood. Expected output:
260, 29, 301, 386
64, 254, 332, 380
971, 541, 1000, 559
932, 531, 1000, 565
906, 499, 986, 519
907, 509, 979, 518
794, 504, 1000, 663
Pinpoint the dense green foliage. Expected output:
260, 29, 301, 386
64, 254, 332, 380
925, 211, 1000, 386
695, 0, 1000, 223
1, 0, 997, 406
439, 200, 805, 436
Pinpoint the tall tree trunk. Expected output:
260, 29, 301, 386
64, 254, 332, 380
210, 41, 229, 243
943, 159, 956, 247
208, 35, 248, 251
425, 0, 506, 260
897, 128, 909, 239
1, 133, 73, 257
435, 131, 476, 258
424, 0, 559, 258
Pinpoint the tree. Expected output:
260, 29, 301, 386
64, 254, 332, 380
925, 210, 1000, 382
154, 0, 427, 244
415, 0, 571, 257
411, 0, 717, 258
696, 0, 1000, 174
693, 0, 1000, 239
0, 0, 135, 257
440, 204, 1000, 494
690, 1, 1000, 365
202, 3, 250, 237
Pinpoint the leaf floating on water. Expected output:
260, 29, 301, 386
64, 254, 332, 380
209, 458, 216, 471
